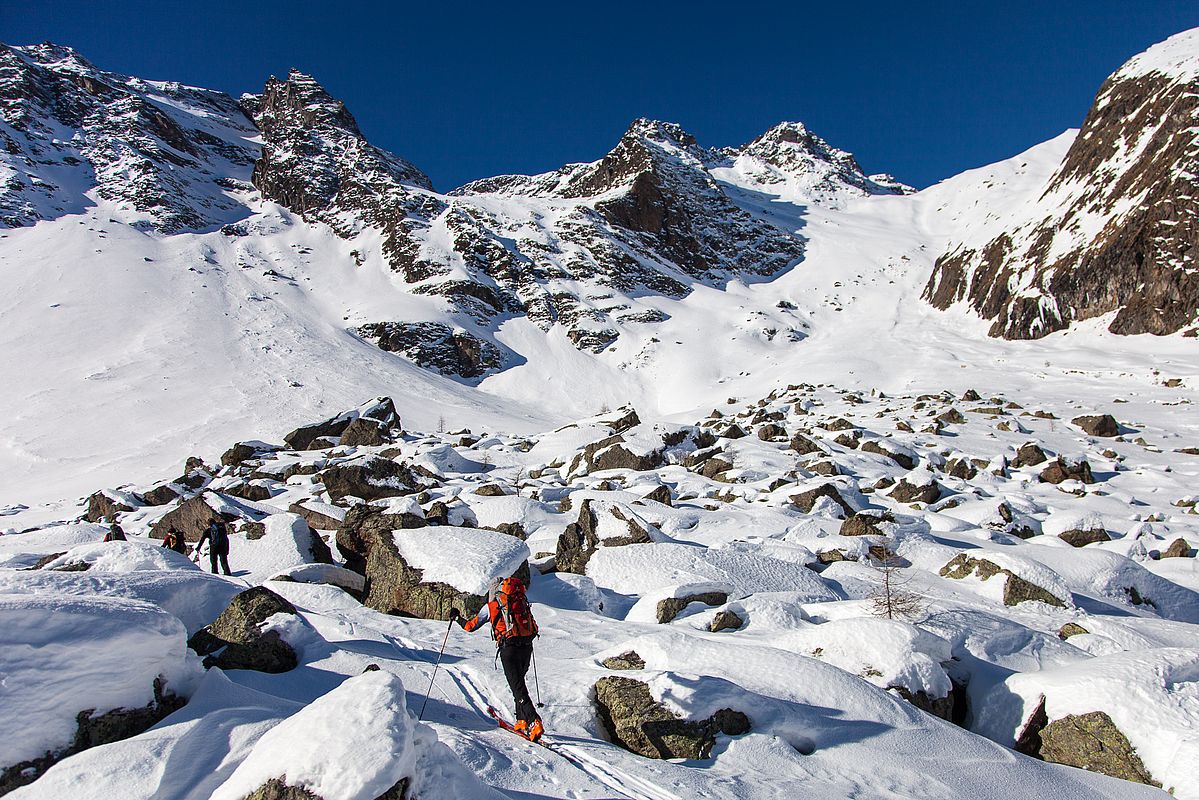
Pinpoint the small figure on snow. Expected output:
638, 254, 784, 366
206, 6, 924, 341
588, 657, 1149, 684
160, 527, 187, 555
452, 575, 543, 741
103, 523, 127, 542
195, 519, 232, 576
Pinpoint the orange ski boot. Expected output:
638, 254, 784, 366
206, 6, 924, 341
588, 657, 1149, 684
527, 717, 544, 742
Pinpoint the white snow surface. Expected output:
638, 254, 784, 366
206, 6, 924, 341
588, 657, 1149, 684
0, 592, 198, 767
392, 526, 530, 595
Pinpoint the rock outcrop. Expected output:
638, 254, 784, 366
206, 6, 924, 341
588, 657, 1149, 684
555, 500, 655, 574
1015, 698, 1159, 787
940, 554, 1065, 608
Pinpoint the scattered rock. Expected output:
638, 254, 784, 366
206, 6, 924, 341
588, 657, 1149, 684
1071, 415, 1120, 437
1039, 457, 1095, 485
756, 423, 787, 441
1058, 527, 1111, 548
889, 478, 941, 504
839, 510, 892, 537
1058, 623, 1089, 640
221, 442, 259, 467
602, 651, 646, 670
791, 483, 852, 515
640, 485, 673, 506
709, 609, 744, 632
594, 676, 750, 760
1012, 442, 1048, 468
150, 493, 237, 542
657, 591, 728, 624
1162, 538, 1193, 558
789, 433, 822, 455
474, 483, 507, 497
188, 586, 299, 673
861, 440, 916, 469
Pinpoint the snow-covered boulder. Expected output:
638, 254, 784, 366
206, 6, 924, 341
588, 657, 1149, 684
0, 522, 109, 568
783, 618, 956, 719
232, 513, 333, 585
593, 675, 750, 760
0, 593, 196, 791
84, 489, 135, 522
210, 671, 495, 800
282, 397, 399, 451
626, 581, 733, 624
36, 540, 199, 573
555, 499, 662, 574
939, 552, 1071, 608
363, 526, 529, 620
334, 501, 427, 573
149, 492, 238, 542
319, 455, 426, 503
188, 586, 300, 673
270, 564, 365, 596
588, 541, 840, 602
976, 648, 1199, 796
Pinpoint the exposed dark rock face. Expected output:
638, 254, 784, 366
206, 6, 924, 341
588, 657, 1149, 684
0, 43, 259, 232
940, 553, 1065, 607
140, 484, 180, 506
335, 503, 426, 574
357, 321, 508, 380
188, 586, 299, 673
656, 591, 729, 624
1058, 622, 1090, 639
1071, 415, 1119, 437
1039, 458, 1095, 485
1015, 698, 1159, 787
555, 500, 654, 574
570, 434, 666, 475
0, 677, 185, 795
640, 485, 673, 506
240, 777, 409, 800
892, 686, 954, 722
594, 676, 750, 760
925, 34, 1199, 339
789, 432, 822, 455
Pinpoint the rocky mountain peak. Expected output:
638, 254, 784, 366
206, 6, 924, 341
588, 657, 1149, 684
248, 69, 363, 139
925, 26, 1199, 338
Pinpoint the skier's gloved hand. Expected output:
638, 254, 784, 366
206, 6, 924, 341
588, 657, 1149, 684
449, 608, 464, 627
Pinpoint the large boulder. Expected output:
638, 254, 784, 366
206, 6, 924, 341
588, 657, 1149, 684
656, 590, 728, 624
187, 586, 299, 673
1013, 442, 1049, 468
594, 676, 750, 760
1071, 414, 1120, 437
889, 476, 942, 504
319, 457, 424, 503
150, 493, 238, 542
939, 554, 1066, 608
555, 500, 656, 574
1162, 538, 1193, 558
570, 434, 665, 475
1058, 526, 1111, 548
1015, 699, 1158, 787
335, 503, 426, 574
839, 510, 891, 537
363, 527, 529, 620
789, 432, 822, 455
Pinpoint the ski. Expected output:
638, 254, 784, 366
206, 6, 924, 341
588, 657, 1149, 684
486, 705, 543, 743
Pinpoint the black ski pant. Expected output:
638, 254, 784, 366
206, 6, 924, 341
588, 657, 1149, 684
499, 638, 537, 725
209, 548, 231, 576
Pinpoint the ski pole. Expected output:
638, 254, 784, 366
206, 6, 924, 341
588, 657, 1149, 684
419, 617, 454, 722
532, 647, 543, 708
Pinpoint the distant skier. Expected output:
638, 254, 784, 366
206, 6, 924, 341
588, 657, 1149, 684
452, 575, 543, 741
196, 519, 232, 576
160, 527, 187, 555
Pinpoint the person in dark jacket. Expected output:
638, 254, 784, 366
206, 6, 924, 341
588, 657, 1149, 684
103, 523, 127, 542
160, 528, 187, 555
195, 520, 232, 575
451, 576, 542, 741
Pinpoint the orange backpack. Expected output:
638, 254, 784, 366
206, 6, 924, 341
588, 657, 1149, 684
492, 577, 538, 642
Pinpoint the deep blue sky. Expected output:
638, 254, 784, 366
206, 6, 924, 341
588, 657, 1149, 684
4, 1, 1198, 191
